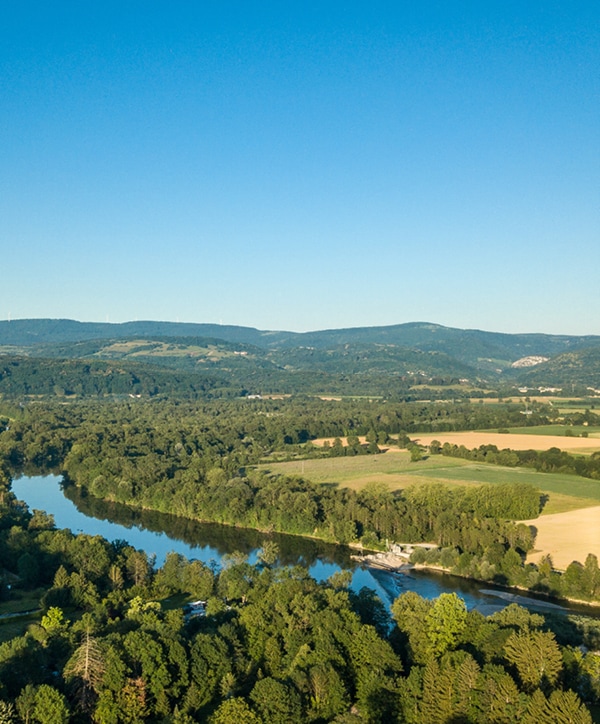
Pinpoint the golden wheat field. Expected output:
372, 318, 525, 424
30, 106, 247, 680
523, 506, 600, 570
413, 431, 600, 453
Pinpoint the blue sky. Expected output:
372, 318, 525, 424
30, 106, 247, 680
1, 2, 598, 334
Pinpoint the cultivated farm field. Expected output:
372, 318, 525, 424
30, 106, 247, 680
260, 450, 600, 511
524, 506, 600, 570
414, 431, 600, 453
260, 451, 470, 492
505, 425, 600, 436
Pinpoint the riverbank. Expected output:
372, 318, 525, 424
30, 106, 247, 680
13, 474, 600, 614
12, 474, 518, 614
355, 551, 600, 615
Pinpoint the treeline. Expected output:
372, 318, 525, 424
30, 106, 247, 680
434, 441, 600, 480
0, 357, 228, 399
64, 462, 539, 554
0, 490, 597, 722
0, 396, 555, 473
411, 543, 600, 604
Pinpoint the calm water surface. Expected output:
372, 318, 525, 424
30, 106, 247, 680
11, 475, 581, 616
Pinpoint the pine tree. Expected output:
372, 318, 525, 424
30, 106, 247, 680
476, 665, 526, 724
419, 659, 454, 724
522, 688, 592, 724
453, 653, 480, 720
0, 701, 16, 724
503, 630, 562, 691
545, 689, 592, 724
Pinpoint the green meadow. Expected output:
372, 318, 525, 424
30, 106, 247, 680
258, 450, 600, 515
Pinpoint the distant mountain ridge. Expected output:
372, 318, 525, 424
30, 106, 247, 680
1, 319, 599, 363
1, 319, 599, 392
0, 319, 268, 347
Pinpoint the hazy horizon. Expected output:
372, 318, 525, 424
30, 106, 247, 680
2, 316, 599, 339
2, 3, 598, 335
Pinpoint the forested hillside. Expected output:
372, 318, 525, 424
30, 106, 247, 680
3, 319, 600, 362
0, 357, 228, 399
2, 319, 600, 392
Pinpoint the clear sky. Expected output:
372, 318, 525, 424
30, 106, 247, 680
1, 1, 598, 335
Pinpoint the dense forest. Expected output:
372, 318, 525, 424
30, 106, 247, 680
0, 357, 230, 400
0, 483, 598, 723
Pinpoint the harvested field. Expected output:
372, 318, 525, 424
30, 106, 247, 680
524, 506, 600, 570
506, 425, 600, 436
413, 432, 600, 453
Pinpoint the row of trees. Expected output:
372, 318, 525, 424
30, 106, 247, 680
434, 441, 600, 480
411, 545, 600, 603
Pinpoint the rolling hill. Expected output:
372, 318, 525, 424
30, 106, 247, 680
0, 319, 599, 396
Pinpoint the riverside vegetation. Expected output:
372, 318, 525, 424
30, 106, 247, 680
1, 392, 600, 720
0, 469, 599, 722
1, 398, 600, 602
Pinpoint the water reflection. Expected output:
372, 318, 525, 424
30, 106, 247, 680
12, 475, 596, 616
61, 481, 355, 570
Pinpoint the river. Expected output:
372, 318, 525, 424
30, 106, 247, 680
11, 474, 580, 616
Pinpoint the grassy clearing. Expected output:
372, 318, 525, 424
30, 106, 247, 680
0, 588, 43, 644
535, 492, 600, 515
258, 452, 469, 492
100, 340, 249, 361
160, 592, 196, 611
259, 451, 600, 515
0, 616, 39, 644
314, 394, 384, 401
0, 588, 44, 616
